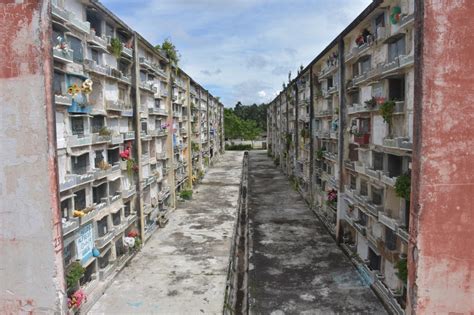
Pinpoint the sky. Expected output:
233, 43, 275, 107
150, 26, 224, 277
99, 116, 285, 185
102, 0, 372, 107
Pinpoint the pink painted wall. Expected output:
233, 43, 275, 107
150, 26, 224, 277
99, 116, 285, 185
0, 1, 66, 313
409, 1, 474, 313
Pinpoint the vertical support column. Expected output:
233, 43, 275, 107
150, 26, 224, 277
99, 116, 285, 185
294, 84, 299, 162
197, 89, 203, 170
309, 66, 315, 207
335, 37, 345, 242
185, 78, 193, 189
132, 35, 145, 240
167, 69, 176, 208
0, 1, 66, 313
206, 91, 210, 163
408, 1, 474, 314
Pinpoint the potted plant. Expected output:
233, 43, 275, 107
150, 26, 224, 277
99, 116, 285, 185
326, 188, 337, 208
109, 38, 123, 59
316, 147, 326, 160
66, 261, 85, 293
179, 190, 193, 200
353, 131, 370, 145
395, 172, 411, 200
364, 97, 377, 109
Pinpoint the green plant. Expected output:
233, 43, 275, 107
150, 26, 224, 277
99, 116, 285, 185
285, 133, 292, 150
109, 38, 123, 59
300, 128, 309, 138
364, 97, 377, 108
98, 126, 111, 136
396, 259, 408, 283
316, 147, 326, 160
380, 100, 396, 125
155, 39, 180, 67
289, 175, 298, 191
225, 144, 252, 150
395, 173, 411, 200
126, 158, 136, 177
198, 169, 204, 179
204, 156, 210, 166
191, 141, 199, 152
180, 190, 193, 200
66, 261, 85, 289
134, 237, 142, 250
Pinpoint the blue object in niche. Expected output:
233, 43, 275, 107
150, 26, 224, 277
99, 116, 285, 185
92, 248, 100, 257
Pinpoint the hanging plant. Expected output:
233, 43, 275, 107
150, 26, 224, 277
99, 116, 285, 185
126, 158, 136, 177
380, 100, 396, 125
316, 147, 325, 160
395, 173, 411, 200
396, 258, 408, 283
364, 97, 377, 109
98, 126, 111, 136
66, 262, 85, 289
109, 38, 123, 59
390, 6, 402, 25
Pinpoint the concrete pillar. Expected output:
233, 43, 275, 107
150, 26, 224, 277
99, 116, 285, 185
0, 1, 66, 313
409, 1, 474, 313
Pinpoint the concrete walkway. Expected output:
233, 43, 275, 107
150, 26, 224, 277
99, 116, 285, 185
89, 152, 244, 314
248, 151, 387, 314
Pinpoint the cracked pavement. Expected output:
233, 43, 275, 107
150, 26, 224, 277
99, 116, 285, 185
248, 151, 387, 314
89, 152, 244, 314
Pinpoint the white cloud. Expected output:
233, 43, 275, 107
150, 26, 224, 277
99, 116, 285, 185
102, 0, 372, 106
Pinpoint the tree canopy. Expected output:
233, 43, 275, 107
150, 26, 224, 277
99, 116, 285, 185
224, 108, 261, 141
224, 102, 268, 140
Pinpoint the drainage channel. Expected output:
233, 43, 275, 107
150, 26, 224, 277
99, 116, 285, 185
224, 151, 249, 315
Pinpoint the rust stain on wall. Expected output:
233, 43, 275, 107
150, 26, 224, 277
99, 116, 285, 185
0, 1, 43, 78
410, 0, 474, 314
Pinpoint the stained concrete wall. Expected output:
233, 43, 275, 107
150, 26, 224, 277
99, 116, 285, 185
409, 1, 474, 313
0, 1, 66, 313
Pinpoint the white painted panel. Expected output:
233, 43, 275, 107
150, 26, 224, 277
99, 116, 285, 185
372, 115, 387, 146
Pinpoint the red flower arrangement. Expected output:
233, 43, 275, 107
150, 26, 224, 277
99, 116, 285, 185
127, 230, 139, 238
68, 290, 86, 310
327, 189, 338, 203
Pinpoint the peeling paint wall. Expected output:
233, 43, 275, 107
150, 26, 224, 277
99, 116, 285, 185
0, 0, 66, 313
409, 0, 474, 313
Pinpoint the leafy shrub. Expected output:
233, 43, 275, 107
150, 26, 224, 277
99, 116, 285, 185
395, 173, 411, 200
180, 190, 193, 200
66, 262, 85, 289
225, 144, 252, 150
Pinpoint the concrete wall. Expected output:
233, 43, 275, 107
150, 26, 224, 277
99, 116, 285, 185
409, 1, 474, 313
0, 1, 66, 313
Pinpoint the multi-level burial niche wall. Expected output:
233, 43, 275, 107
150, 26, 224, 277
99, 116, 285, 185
224, 151, 250, 314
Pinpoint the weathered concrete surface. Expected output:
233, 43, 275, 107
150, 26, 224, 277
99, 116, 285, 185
408, 1, 474, 314
0, 1, 66, 313
248, 151, 386, 314
89, 152, 244, 314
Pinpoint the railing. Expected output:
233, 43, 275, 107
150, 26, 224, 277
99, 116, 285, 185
105, 99, 124, 111
87, 30, 107, 48
62, 218, 79, 235
53, 48, 74, 63
122, 46, 133, 58
121, 186, 136, 199
54, 94, 72, 106
92, 133, 111, 144
68, 134, 92, 148
378, 212, 399, 231
383, 137, 412, 150
122, 130, 135, 141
